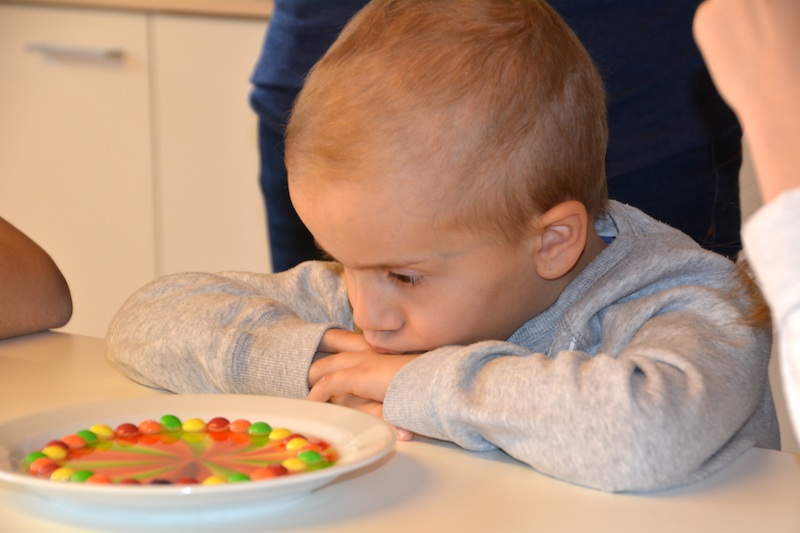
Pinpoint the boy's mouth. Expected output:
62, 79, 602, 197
370, 345, 404, 355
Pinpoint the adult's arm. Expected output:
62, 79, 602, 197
694, 0, 800, 202
0, 217, 72, 339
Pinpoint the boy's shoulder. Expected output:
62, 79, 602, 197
602, 201, 730, 268
510, 201, 748, 355
581, 201, 737, 302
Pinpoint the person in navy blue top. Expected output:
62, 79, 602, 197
250, 0, 742, 272
560, 1, 742, 259
250, 1, 369, 272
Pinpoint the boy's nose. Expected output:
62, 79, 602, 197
348, 277, 403, 334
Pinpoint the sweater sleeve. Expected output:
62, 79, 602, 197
383, 282, 775, 492
105, 262, 353, 397
743, 187, 800, 444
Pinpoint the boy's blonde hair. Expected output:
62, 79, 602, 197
286, 0, 608, 243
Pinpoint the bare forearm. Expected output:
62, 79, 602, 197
694, 0, 800, 202
0, 218, 72, 339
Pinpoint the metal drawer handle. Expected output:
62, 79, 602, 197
26, 43, 124, 61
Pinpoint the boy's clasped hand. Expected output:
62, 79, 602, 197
308, 328, 417, 441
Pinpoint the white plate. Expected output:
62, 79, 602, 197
0, 394, 395, 515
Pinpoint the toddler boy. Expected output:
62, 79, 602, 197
107, 0, 779, 492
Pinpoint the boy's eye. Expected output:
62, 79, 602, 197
388, 272, 422, 286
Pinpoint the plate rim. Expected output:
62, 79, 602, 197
0, 394, 396, 505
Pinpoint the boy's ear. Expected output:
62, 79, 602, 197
533, 200, 589, 280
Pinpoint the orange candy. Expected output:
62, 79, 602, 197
250, 464, 288, 480
138, 419, 162, 435
229, 419, 251, 433
61, 434, 88, 450
29, 457, 57, 475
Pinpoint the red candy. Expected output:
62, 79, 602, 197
37, 462, 61, 478
114, 423, 140, 438
251, 464, 288, 480
44, 440, 69, 452
282, 433, 305, 445
209, 431, 230, 442
206, 417, 230, 432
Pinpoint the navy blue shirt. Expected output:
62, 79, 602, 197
551, 0, 740, 175
250, 0, 369, 124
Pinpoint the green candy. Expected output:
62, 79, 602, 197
71, 470, 94, 483
159, 414, 182, 431
75, 429, 98, 443
227, 473, 251, 483
297, 450, 324, 464
24, 451, 47, 465
247, 421, 272, 436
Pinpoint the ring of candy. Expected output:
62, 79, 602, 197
22, 415, 337, 486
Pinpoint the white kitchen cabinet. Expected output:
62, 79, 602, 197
150, 13, 269, 276
0, 4, 156, 338
0, 3, 270, 337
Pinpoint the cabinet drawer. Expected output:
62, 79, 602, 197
0, 4, 155, 337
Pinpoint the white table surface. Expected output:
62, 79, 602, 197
1, 331, 799, 532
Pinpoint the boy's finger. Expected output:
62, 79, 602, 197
307, 372, 348, 402
308, 351, 362, 386
318, 328, 369, 354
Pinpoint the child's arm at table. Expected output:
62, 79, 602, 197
310, 259, 775, 492
386, 295, 772, 491
105, 262, 354, 396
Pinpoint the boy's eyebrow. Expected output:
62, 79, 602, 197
316, 244, 424, 271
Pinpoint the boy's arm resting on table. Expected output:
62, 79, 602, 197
383, 285, 774, 493
0, 217, 72, 340
105, 262, 354, 397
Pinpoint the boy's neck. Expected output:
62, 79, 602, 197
559, 222, 608, 290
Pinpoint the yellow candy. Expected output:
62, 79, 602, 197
182, 432, 205, 445
182, 418, 206, 433
94, 440, 112, 451
281, 458, 307, 472
285, 437, 309, 451
268, 428, 292, 442
89, 424, 114, 440
202, 475, 227, 486
50, 467, 75, 481
42, 445, 68, 461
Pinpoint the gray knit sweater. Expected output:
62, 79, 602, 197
106, 201, 779, 492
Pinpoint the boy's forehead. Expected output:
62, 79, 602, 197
292, 170, 475, 267
291, 143, 438, 198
